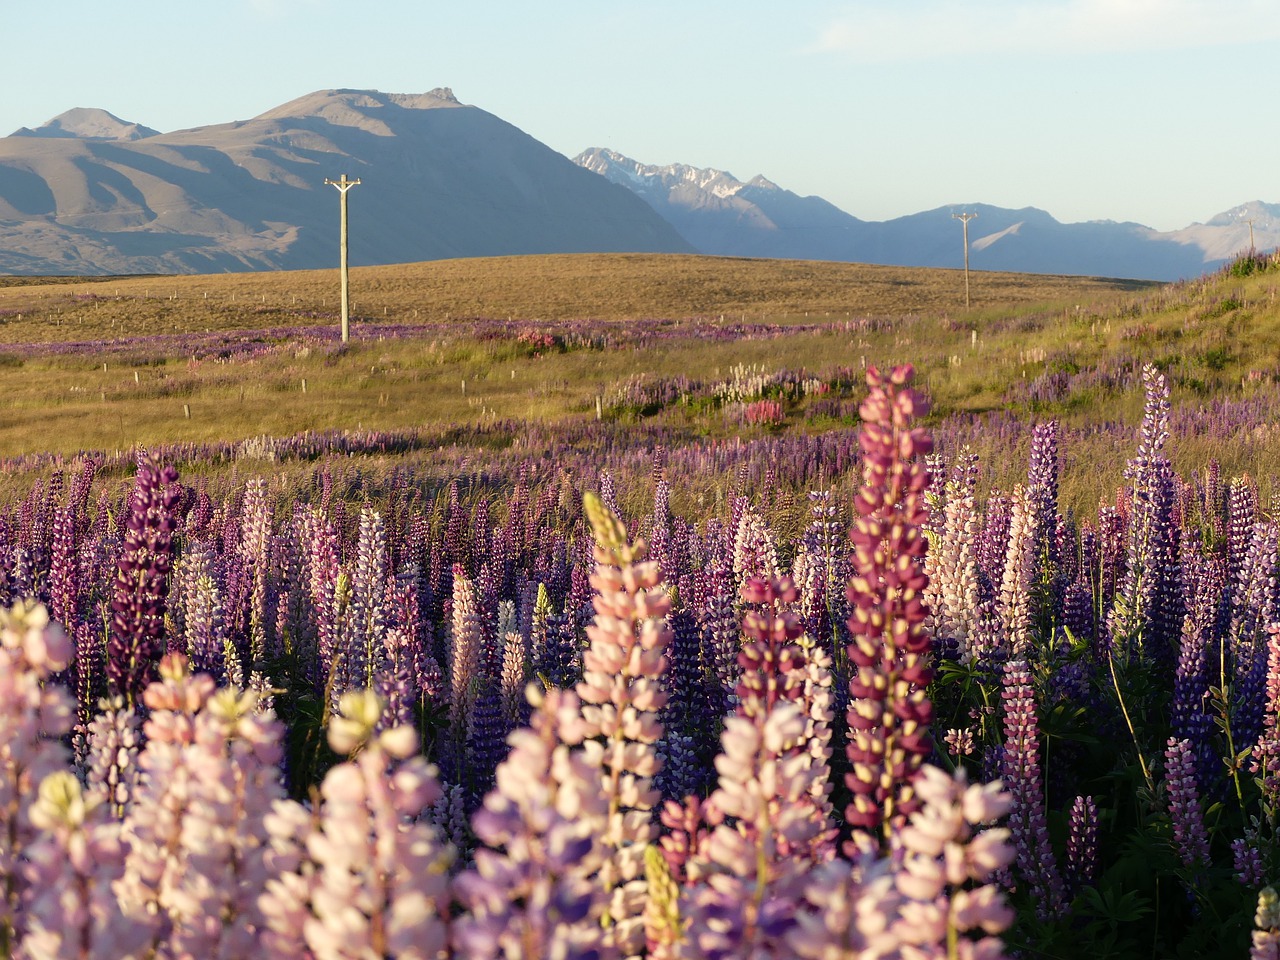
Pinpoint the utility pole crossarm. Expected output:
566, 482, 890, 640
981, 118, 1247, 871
325, 174, 362, 343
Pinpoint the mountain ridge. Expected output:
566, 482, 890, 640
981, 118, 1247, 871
573, 147, 1274, 281
0, 90, 1270, 280
0, 89, 693, 275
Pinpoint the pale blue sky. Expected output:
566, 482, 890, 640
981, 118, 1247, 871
8, 0, 1279, 231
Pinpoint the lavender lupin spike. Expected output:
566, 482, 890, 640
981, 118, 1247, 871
306, 507, 341, 694
239, 477, 274, 666
453, 685, 608, 960
1164, 736, 1211, 869
1174, 539, 1225, 789
1252, 623, 1280, 814
262, 692, 453, 960
465, 675, 509, 809
1231, 521, 1279, 751
975, 493, 1013, 602
48, 497, 78, 629
1026, 420, 1062, 619
1001, 658, 1068, 920
1228, 475, 1259, 585
1107, 364, 1175, 663
732, 500, 782, 588
347, 505, 390, 692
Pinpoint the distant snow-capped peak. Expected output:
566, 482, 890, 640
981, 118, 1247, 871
574, 147, 778, 199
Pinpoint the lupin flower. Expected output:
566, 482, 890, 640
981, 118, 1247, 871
1001, 659, 1068, 920
114, 653, 215, 949
48, 497, 78, 628
678, 702, 822, 958
892, 764, 1015, 960
240, 477, 275, 665
0, 600, 76, 945
449, 565, 484, 743
1253, 886, 1280, 960
924, 467, 982, 661
500, 630, 527, 731
786, 854, 904, 960
178, 547, 230, 683
336, 505, 389, 699
465, 676, 509, 808
1024, 420, 1062, 623
427, 779, 471, 861
306, 507, 342, 693
644, 845, 683, 960
1234, 831, 1268, 888
116, 653, 287, 957
794, 488, 851, 658
733, 500, 782, 587
1174, 541, 1225, 790
974, 494, 1012, 602
20, 771, 150, 960
795, 627, 839, 862
453, 685, 608, 960
1106, 365, 1178, 662
572, 492, 671, 959
845, 364, 935, 853
678, 573, 831, 954
1228, 475, 1259, 585
1253, 623, 1280, 812
261, 689, 452, 960
375, 626, 419, 733
737, 576, 806, 715
1164, 737, 1211, 868
83, 695, 143, 818
106, 456, 181, 708
700, 558, 741, 711
997, 485, 1036, 660
1066, 795, 1099, 893
737, 575, 837, 864
944, 728, 977, 758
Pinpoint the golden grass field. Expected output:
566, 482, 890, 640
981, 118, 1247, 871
2, 251, 1277, 512
0, 253, 1150, 342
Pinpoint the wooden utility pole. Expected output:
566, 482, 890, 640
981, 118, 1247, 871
1244, 217, 1257, 253
953, 211, 977, 309
324, 174, 361, 342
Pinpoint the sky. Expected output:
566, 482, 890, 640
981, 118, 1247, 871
6, 0, 1280, 232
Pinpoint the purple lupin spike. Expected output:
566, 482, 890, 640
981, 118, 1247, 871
1002, 658, 1069, 920
105, 456, 181, 708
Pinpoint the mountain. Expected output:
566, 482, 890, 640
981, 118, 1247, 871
574, 148, 873, 261
574, 148, 1270, 281
10, 107, 161, 142
1164, 201, 1280, 262
0, 90, 692, 275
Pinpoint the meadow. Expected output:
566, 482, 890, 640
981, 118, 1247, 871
1, 251, 1279, 958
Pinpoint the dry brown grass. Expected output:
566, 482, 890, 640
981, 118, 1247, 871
0, 254, 1151, 344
